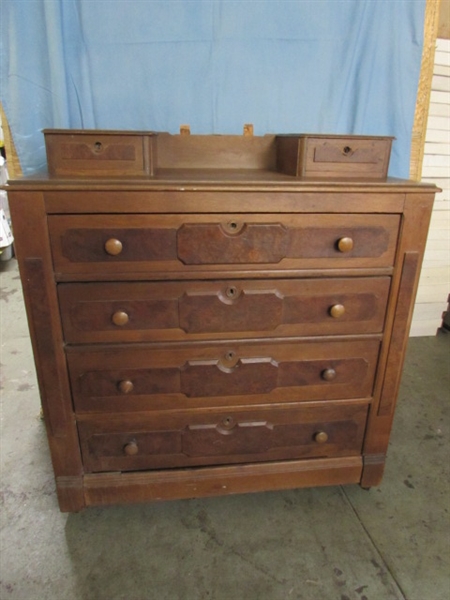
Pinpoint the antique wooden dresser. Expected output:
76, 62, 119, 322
8, 130, 438, 512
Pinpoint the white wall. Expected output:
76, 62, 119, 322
411, 38, 450, 336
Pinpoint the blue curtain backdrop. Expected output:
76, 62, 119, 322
1, 0, 426, 177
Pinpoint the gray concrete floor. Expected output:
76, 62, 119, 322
1, 257, 449, 600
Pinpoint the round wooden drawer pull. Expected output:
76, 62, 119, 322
118, 380, 134, 394
112, 311, 129, 326
321, 368, 337, 381
123, 441, 139, 456
329, 304, 345, 318
105, 238, 123, 256
337, 237, 354, 253
314, 431, 329, 444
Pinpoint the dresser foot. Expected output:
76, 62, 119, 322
56, 476, 85, 513
360, 454, 386, 488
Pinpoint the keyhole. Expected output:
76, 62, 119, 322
343, 146, 352, 155
221, 415, 236, 430
226, 286, 238, 298
223, 221, 243, 235
226, 351, 235, 361
94, 141, 103, 152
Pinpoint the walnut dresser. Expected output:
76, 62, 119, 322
8, 130, 438, 512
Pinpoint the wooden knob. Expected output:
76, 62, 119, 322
118, 380, 134, 394
123, 441, 138, 456
112, 311, 129, 326
105, 238, 123, 256
321, 368, 337, 381
337, 237, 354, 253
314, 431, 328, 444
329, 304, 345, 318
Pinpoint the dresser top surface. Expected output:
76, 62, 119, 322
6, 169, 439, 193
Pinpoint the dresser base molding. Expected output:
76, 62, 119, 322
80, 457, 363, 510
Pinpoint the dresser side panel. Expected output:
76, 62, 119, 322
8, 190, 85, 506
362, 193, 435, 486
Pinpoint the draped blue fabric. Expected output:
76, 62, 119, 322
1, 0, 426, 177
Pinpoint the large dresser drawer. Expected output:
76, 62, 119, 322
49, 213, 400, 276
67, 339, 380, 412
59, 277, 390, 343
78, 402, 369, 473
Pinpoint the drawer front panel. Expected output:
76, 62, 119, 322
59, 277, 390, 343
78, 402, 369, 472
49, 214, 400, 275
67, 339, 380, 412
301, 137, 392, 179
44, 132, 155, 177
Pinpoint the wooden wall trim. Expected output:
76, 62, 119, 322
410, 0, 442, 181
438, 0, 450, 39
0, 102, 22, 179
